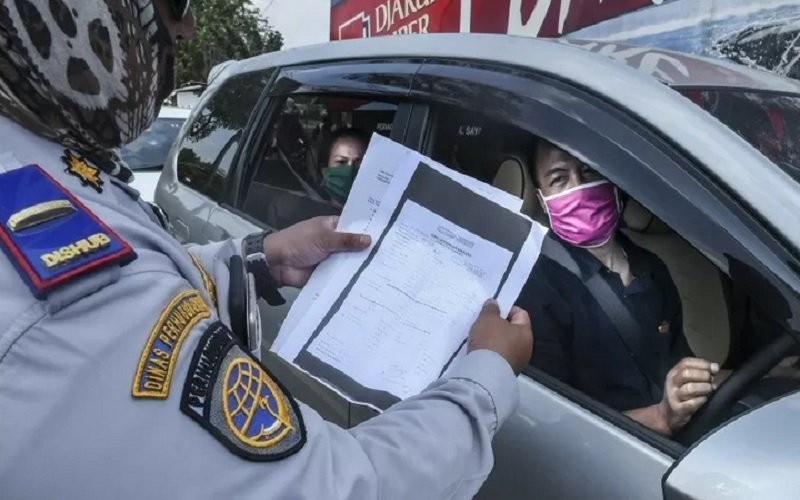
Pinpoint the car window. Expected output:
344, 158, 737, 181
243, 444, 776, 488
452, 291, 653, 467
240, 94, 398, 230
420, 95, 800, 449
176, 68, 274, 201
428, 105, 535, 185
681, 89, 800, 182
121, 117, 185, 170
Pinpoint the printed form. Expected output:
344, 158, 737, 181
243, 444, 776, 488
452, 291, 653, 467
275, 137, 546, 411
272, 134, 523, 353
305, 201, 512, 400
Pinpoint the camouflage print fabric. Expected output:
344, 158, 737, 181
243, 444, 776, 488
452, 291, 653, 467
0, 0, 175, 182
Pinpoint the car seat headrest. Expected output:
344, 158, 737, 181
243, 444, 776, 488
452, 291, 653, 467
493, 157, 525, 198
623, 198, 670, 234
493, 153, 546, 225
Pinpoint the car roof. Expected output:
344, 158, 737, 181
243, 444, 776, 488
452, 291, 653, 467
209, 33, 800, 252
158, 105, 192, 119
223, 33, 800, 94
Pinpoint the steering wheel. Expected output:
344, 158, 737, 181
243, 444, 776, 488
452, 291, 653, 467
675, 334, 798, 445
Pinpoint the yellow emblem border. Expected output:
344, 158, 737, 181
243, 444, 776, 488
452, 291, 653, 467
222, 357, 294, 448
132, 289, 211, 399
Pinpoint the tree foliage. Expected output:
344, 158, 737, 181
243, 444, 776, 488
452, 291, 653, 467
176, 0, 283, 85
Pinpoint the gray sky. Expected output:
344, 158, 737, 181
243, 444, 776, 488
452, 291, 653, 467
257, 0, 330, 49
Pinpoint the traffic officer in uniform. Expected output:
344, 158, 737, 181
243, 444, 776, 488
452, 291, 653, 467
0, 1, 533, 499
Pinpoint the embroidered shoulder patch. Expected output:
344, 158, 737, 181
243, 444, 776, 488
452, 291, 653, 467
132, 289, 211, 399
0, 165, 135, 298
181, 322, 306, 461
188, 252, 218, 310
62, 150, 104, 193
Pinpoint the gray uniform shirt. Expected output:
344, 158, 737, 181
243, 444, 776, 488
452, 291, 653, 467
0, 116, 520, 500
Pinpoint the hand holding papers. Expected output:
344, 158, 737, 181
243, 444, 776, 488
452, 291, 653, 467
274, 135, 547, 411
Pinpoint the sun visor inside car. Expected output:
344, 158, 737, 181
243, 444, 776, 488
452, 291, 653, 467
352, 110, 394, 136
351, 101, 397, 136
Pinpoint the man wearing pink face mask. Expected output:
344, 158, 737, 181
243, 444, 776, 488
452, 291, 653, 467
517, 140, 720, 437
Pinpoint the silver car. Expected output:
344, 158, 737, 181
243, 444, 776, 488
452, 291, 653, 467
156, 34, 800, 499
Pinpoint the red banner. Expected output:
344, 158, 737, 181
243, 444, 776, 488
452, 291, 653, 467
331, 0, 461, 40
470, 0, 655, 38
330, 0, 657, 41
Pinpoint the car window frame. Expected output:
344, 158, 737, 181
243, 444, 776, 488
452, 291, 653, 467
174, 67, 279, 204
403, 58, 800, 457
225, 58, 424, 230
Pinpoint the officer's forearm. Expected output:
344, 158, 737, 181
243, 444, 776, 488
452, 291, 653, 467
183, 238, 243, 303
341, 350, 519, 500
184, 238, 244, 274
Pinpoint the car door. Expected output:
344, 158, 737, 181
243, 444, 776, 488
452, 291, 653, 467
201, 58, 422, 427
380, 58, 800, 499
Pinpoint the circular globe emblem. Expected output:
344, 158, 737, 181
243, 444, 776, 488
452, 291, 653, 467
222, 357, 294, 448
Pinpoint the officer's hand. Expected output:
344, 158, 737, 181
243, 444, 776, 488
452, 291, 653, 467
658, 357, 719, 433
264, 215, 371, 288
467, 300, 532, 374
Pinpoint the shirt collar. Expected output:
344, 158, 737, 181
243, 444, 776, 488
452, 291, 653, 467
550, 231, 654, 288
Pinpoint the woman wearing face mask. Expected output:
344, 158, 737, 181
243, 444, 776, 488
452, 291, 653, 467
517, 140, 721, 438
318, 128, 370, 208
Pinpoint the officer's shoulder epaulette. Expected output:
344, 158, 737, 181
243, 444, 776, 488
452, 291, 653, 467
0, 164, 136, 298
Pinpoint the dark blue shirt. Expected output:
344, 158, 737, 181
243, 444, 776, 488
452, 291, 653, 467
517, 232, 693, 411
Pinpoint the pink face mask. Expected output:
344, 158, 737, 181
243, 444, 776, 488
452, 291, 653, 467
541, 180, 621, 248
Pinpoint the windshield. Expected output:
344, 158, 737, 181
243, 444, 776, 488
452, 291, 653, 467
680, 89, 800, 182
120, 117, 185, 170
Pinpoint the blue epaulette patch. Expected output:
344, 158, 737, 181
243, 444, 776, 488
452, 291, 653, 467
181, 322, 306, 461
0, 165, 136, 298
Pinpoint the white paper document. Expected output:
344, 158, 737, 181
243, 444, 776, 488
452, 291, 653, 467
274, 136, 546, 410
305, 201, 512, 400
272, 134, 523, 352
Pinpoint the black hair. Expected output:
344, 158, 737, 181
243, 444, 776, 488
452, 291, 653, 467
532, 137, 631, 209
317, 127, 371, 172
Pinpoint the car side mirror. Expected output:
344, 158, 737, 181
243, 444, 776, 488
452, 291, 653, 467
663, 390, 800, 499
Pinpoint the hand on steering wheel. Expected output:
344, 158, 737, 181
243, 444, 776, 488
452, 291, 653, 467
674, 334, 798, 445
657, 358, 719, 434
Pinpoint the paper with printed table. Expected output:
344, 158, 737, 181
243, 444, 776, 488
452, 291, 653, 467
273, 134, 546, 411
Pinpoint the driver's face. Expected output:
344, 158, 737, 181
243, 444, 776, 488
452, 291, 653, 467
534, 144, 603, 197
328, 137, 365, 168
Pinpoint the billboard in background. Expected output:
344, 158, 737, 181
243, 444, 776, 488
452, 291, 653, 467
330, 0, 800, 82
331, 0, 460, 39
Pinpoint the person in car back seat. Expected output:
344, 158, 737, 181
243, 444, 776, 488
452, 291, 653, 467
517, 140, 721, 437
318, 127, 370, 208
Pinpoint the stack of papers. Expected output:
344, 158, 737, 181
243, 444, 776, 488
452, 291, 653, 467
272, 134, 547, 411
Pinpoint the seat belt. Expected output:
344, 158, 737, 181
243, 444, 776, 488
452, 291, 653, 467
540, 237, 664, 401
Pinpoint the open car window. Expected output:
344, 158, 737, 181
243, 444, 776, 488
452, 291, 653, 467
239, 94, 398, 230
417, 97, 800, 449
